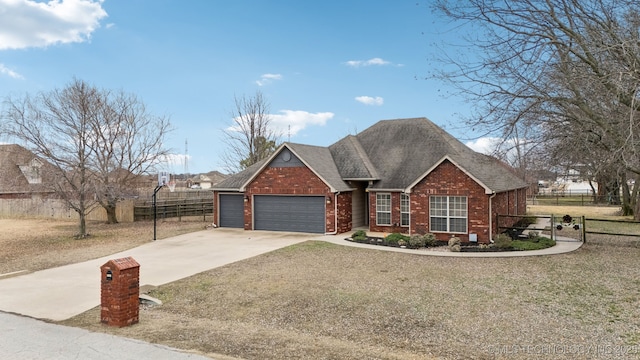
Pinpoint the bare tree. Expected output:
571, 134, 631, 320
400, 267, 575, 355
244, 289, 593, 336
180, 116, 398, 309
432, 0, 640, 218
221, 90, 280, 173
2, 79, 171, 235
89, 90, 171, 223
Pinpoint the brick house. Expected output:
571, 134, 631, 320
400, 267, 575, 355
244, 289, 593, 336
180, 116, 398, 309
212, 118, 528, 243
0, 144, 55, 199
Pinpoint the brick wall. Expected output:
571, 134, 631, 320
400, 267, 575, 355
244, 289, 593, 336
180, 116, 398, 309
412, 160, 491, 242
368, 160, 492, 242
335, 191, 352, 234
368, 192, 408, 234
491, 187, 528, 235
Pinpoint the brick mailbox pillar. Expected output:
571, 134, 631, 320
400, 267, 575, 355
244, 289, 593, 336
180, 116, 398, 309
100, 257, 140, 327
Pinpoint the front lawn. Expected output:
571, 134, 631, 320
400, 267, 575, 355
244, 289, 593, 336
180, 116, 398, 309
61, 236, 640, 360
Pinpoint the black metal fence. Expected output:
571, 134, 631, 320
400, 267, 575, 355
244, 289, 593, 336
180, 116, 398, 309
528, 194, 619, 206
497, 214, 640, 244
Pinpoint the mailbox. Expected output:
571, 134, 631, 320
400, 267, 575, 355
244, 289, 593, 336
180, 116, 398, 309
100, 257, 140, 327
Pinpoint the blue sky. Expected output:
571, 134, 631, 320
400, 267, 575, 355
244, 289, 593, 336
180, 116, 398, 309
0, 0, 493, 175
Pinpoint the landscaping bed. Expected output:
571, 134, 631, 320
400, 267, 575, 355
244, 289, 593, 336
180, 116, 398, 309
345, 229, 556, 252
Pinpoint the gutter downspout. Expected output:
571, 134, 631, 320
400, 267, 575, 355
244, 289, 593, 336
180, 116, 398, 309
489, 192, 497, 243
326, 192, 341, 235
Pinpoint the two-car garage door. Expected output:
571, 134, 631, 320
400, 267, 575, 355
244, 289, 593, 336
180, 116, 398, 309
218, 194, 326, 233
254, 195, 325, 233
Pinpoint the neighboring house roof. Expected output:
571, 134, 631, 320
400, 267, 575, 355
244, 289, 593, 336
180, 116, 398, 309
213, 117, 528, 193
0, 144, 54, 193
191, 174, 212, 183
203, 171, 227, 185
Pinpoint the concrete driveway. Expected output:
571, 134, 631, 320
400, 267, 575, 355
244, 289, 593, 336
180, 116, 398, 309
0, 228, 307, 321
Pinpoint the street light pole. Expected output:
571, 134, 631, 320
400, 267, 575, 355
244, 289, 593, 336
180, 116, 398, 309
152, 184, 164, 241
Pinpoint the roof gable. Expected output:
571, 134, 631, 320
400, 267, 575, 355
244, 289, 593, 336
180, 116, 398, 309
407, 155, 494, 194
214, 143, 352, 193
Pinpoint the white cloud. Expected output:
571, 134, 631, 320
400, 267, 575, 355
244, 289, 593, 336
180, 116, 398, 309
0, 0, 108, 50
355, 96, 384, 106
225, 110, 334, 137
344, 57, 391, 68
465, 137, 501, 154
256, 73, 282, 86
0, 63, 23, 79
271, 110, 334, 136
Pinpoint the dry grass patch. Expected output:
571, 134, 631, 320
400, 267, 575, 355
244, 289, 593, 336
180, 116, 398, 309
62, 240, 640, 360
0, 217, 210, 274
528, 204, 627, 219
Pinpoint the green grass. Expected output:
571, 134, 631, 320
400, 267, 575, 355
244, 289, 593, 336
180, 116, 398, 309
511, 237, 556, 250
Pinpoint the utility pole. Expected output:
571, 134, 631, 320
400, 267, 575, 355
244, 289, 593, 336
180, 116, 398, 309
184, 138, 189, 179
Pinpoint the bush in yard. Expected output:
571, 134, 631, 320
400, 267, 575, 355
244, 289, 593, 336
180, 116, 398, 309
408, 234, 426, 249
351, 230, 367, 242
448, 236, 461, 252
494, 233, 513, 250
385, 233, 409, 246
423, 233, 437, 247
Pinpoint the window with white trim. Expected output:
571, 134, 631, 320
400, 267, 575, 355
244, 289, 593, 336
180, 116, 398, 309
376, 193, 391, 225
400, 193, 410, 226
430, 196, 467, 233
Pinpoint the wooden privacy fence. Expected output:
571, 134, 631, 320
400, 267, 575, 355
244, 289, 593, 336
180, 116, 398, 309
0, 197, 135, 222
134, 198, 213, 221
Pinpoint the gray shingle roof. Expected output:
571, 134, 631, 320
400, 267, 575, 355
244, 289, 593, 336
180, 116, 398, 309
213, 159, 267, 191
213, 117, 528, 193
286, 143, 352, 192
350, 117, 527, 192
329, 135, 379, 180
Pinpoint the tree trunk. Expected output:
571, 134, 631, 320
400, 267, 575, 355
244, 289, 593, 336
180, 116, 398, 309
621, 174, 633, 216
106, 204, 119, 224
633, 174, 640, 221
78, 211, 87, 238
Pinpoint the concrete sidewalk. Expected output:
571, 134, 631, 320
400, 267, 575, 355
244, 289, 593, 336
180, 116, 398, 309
0, 312, 211, 360
0, 228, 307, 321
